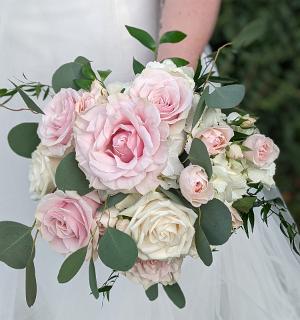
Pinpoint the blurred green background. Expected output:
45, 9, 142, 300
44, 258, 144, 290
211, 0, 300, 226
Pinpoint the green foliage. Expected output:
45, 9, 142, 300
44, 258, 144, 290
125, 25, 156, 52
132, 57, 145, 75
145, 284, 158, 301
188, 138, 213, 179
192, 88, 207, 128
211, 0, 300, 221
52, 62, 82, 92
168, 57, 189, 67
163, 283, 186, 309
194, 217, 213, 266
16, 87, 44, 114
8, 123, 40, 158
55, 152, 92, 196
0, 221, 33, 269
159, 31, 186, 44
98, 227, 138, 271
98, 193, 128, 212
97, 69, 112, 81
57, 246, 87, 283
233, 196, 257, 214
26, 253, 37, 307
89, 259, 99, 299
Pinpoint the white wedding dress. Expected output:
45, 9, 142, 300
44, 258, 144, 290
0, 1, 300, 319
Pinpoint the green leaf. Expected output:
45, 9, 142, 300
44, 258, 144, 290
74, 79, 93, 91
188, 138, 212, 179
204, 84, 245, 109
97, 69, 112, 81
192, 88, 208, 128
133, 57, 145, 75
0, 88, 8, 96
98, 227, 138, 272
168, 57, 189, 67
145, 283, 158, 301
201, 199, 232, 246
233, 19, 266, 50
125, 25, 156, 51
157, 186, 187, 206
26, 255, 37, 307
207, 76, 237, 85
163, 283, 186, 309
17, 88, 44, 114
55, 152, 92, 195
232, 196, 256, 214
194, 217, 213, 266
81, 64, 96, 81
89, 259, 99, 299
74, 56, 91, 65
159, 31, 186, 44
193, 57, 202, 81
8, 122, 40, 158
52, 62, 82, 93
232, 131, 249, 142
99, 193, 128, 212
0, 222, 33, 269
57, 246, 87, 283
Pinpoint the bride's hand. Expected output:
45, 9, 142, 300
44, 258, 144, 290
157, 0, 221, 69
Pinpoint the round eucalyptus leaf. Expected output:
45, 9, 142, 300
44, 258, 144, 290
194, 218, 213, 266
98, 227, 138, 271
204, 84, 245, 109
26, 257, 37, 307
201, 199, 232, 246
8, 123, 40, 158
145, 284, 158, 301
52, 62, 82, 93
0, 221, 33, 269
163, 283, 186, 309
55, 152, 92, 195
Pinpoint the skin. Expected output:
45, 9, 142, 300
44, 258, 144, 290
158, 0, 221, 69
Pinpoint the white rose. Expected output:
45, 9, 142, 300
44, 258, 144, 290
211, 154, 248, 202
247, 163, 276, 188
124, 257, 182, 289
97, 207, 119, 236
29, 145, 60, 200
227, 144, 244, 160
120, 192, 197, 260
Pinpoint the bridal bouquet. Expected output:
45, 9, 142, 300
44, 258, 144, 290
0, 25, 297, 309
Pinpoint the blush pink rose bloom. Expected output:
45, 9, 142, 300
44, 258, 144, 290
125, 258, 182, 289
38, 89, 80, 157
35, 190, 99, 255
197, 126, 234, 155
130, 67, 193, 129
74, 94, 169, 194
243, 134, 279, 167
179, 165, 214, 207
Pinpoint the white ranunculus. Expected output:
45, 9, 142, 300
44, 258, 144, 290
211, 154, 248, 202
247, 163, 276, 188
160, 133, 185, 190
120, 192, 197, 260
29, 145, 60, 200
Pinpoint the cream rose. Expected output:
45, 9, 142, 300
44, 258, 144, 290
120, 192, 197, 260
179, 165, 214, 207
229, 206, 243, 229
29, 144, 60, 200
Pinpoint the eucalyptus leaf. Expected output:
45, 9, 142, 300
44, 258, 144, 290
204, 84, 245, 109
133, 57, 145, 75
232, 196, 256, 214
192, 88, 208, 128
55, 152, 92, 195
201, 199, 232, 246
98, 193, 128, 212
125, 25, 156, 51
81, 64, 96, 81
26, 255, 37, 307
17, 88, 44, 114
8, 122, 40, 158
0, 221, 33, 269
57, 246, 87, 283
157, 187, 187, 206
74, 79, 93, 91
194, 217, 213, 266
52, 62, 82, 92
89, 259, 99, 299
74, 56, 91, 65
188, 138, 212, 179
145, 283, 158, 301
159, 31, 186, 44
168, 57, 189, 67
97, 69, 112, 81
98, 227, 138, 271
163, 283, 186, 309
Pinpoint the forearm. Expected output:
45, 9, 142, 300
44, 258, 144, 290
158, 0, 221, 69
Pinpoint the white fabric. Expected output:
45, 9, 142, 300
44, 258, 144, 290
0, 1, 300, 319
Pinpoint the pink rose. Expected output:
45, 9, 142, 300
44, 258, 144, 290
196, 126, 234, 155
74, 94, 169, 194
35, 191, 99, 255
125, 258, 182, 289
38, 89, 80, 157
179, 165, 214, 207
130, 67, 193, 128
243, 134, 279, 167
229, 206, 243, 229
